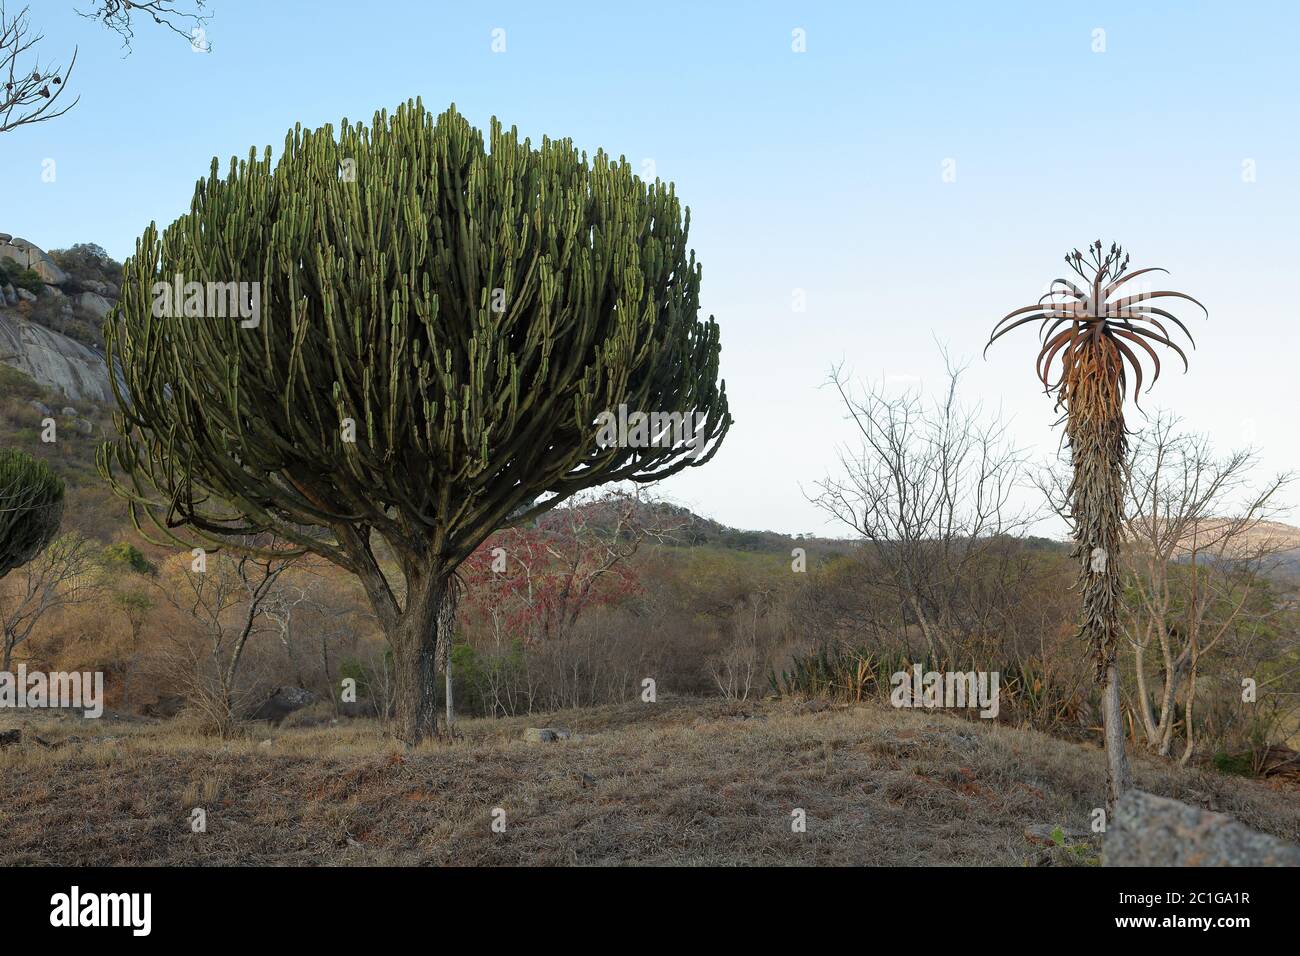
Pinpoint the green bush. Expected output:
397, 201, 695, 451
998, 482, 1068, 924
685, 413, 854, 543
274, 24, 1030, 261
338, 657, 374, 700
102, 541, 156, 575
48, 243, 122, 288
0, 447, 65, 579
1211, 750, 1256, 777
768, 643, 1089, 732
770, 644, 925, 702
0, 260, 45, 294
449, 640, 528, 717
0, 365, 44, 401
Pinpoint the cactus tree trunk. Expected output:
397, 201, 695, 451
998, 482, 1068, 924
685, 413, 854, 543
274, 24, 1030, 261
1066, 339, 1133, 807
339, 529, 454, 746
390, 569, 451, 745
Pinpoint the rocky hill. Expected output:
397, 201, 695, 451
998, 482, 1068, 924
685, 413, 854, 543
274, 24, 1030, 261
0, 234, 117, 402
0, 312, 114, 403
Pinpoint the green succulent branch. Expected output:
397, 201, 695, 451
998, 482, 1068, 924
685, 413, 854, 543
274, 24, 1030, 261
0, 448, 64, 580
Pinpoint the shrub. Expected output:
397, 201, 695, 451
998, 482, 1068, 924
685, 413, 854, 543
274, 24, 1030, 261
0, 260, 45, 294
102, 541, 157, 575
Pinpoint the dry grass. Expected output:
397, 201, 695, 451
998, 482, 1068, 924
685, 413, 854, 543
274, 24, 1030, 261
1, 696, 1296, 866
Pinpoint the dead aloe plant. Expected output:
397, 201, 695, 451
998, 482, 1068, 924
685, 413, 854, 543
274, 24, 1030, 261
987, 240, 1205, 806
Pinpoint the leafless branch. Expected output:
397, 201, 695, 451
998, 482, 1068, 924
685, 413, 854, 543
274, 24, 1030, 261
0, 4, 78, 134
77, 0, 211, 51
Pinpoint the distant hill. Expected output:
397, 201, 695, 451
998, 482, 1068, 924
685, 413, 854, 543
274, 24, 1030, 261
1131, 517, 1300, 554
1128, 517, 1300, 586
565, 496, 1075, 563
554, 496, 860, 560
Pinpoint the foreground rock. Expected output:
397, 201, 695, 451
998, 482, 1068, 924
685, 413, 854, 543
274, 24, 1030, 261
523, 727, 574, 743
1105, 789, 1300, 866
248, 686, 316, 725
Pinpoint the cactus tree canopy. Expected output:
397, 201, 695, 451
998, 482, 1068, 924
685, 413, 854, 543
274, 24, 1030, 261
0, 448, 64, 580
99, 100, 731, 742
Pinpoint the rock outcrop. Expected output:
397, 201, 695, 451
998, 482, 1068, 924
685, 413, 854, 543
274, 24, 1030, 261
0, 236, 67, 285
1104, 789, 1300, 866
523, 727, 576, 742
74, 291, 113, 319
0, 233, 117, 402
0, 311, 115, 402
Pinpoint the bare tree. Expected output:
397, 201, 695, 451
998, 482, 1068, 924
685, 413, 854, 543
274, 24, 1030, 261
458, 488, 679, 715
811, 353, 1036, 664
261, 561, 364, 714
0, 5, 76, 135
154, 545, 291, 735
112, 588, 152, 708
1121, 413, 1295, 765
262, 573, 318, 689
706, 589, 778, 701
1, 0, 209, 135
0, 531, 101, 670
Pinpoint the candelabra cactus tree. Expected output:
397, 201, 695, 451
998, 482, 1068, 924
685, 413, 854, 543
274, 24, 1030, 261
988, 241, 1204, 806
99, 100, 731, 743
0, 448, 64, 582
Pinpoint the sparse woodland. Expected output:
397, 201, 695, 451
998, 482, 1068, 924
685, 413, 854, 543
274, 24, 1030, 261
1, 321, 1296, 781
0, 108, 1295, 840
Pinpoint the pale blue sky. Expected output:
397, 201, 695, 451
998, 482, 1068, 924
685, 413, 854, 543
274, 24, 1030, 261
4, 1, 1296, 535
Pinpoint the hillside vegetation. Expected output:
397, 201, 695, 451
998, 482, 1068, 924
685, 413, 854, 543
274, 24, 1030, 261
1, 239, 1297, 822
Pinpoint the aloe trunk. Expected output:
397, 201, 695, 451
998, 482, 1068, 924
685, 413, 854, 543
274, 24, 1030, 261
1066, 353, 1132, 804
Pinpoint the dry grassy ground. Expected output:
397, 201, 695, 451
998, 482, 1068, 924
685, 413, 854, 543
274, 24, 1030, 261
2, 696, 1296, 866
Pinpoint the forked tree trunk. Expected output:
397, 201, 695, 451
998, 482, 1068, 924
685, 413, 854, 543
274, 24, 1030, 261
391, 569, 450, 746
1067, 342, 1133, 809
333, 521, 456, 746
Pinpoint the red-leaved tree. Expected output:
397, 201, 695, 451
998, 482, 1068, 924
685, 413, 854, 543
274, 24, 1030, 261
459, 491, 655, 646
